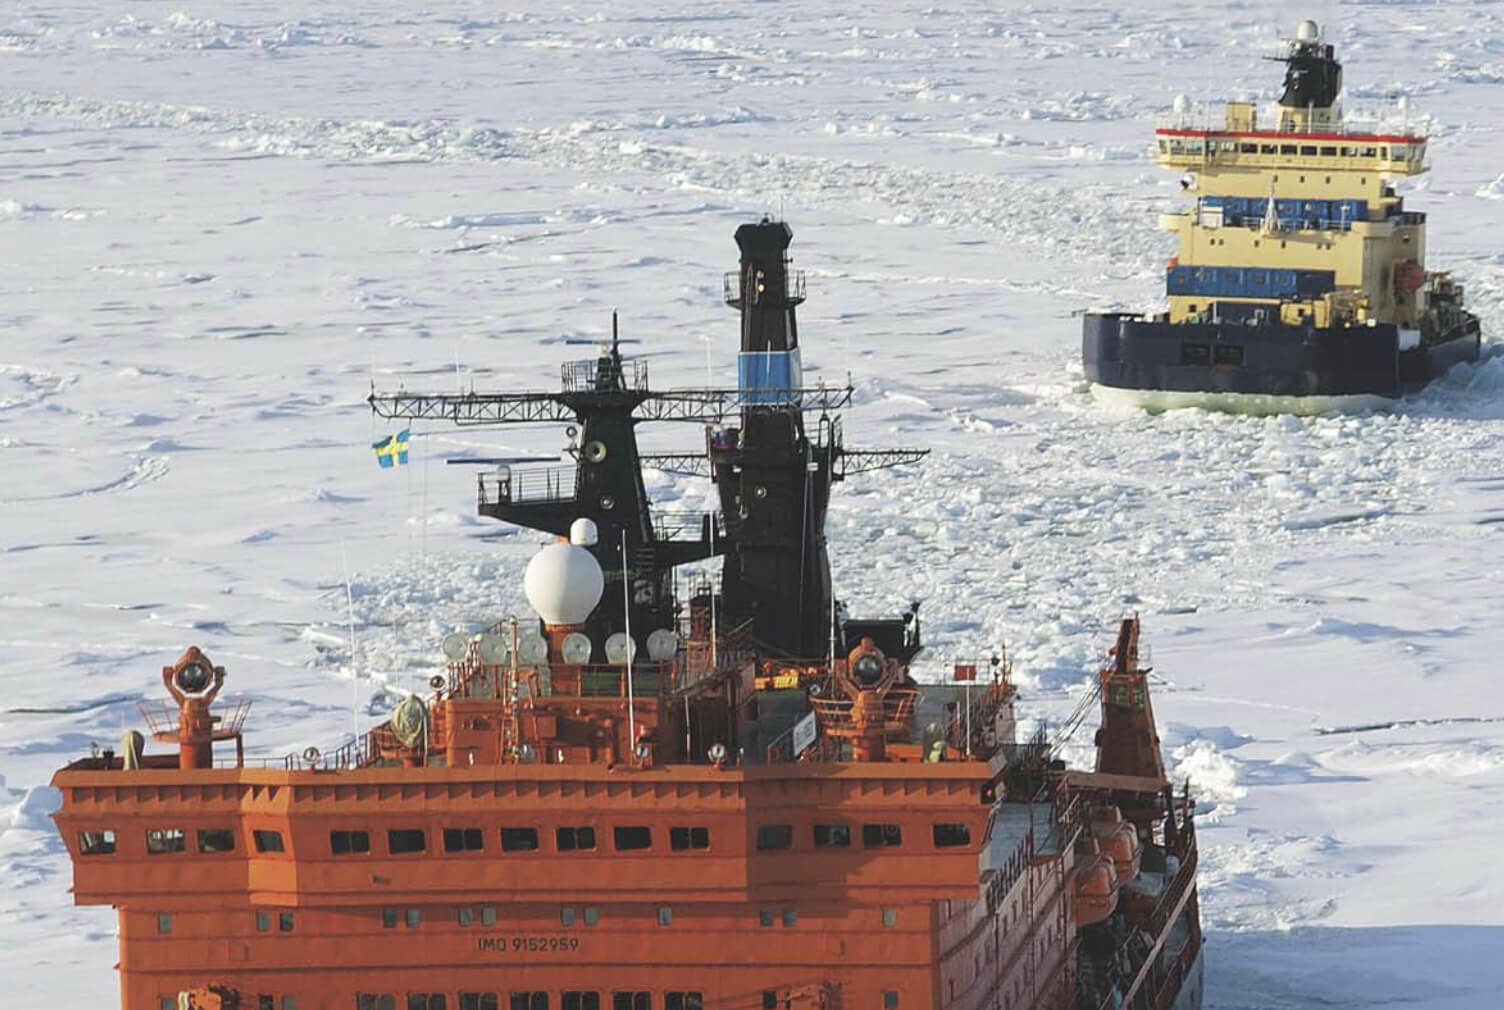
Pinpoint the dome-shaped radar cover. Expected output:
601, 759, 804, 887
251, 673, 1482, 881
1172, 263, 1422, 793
524, 543, 604, 625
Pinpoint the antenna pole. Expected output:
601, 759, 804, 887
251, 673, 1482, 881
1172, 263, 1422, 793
340, 539, 359, 742
709, 513, 718, 674
622, 529, 636, 749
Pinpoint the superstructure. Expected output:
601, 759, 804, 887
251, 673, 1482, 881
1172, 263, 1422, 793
52, 221, 1203, 1010
1084, 20, 1481, 410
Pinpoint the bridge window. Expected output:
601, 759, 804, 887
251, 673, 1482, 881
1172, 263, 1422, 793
883, 907, 898, 927
459, 996, 498, 1010
1214, 345, 1245, 366
146, 828, 186, 854
883, 993, 899, 1010
669, 826, 709, 851
1180, 343, 1211, 367
381, 908, 398, 929
658, 906, 674, 926
444, 828, 484, 853
561, 907, 577, 926
762, 993, 778, 1010
257, 911, 271, 932
556, 826, 596, 851
584, 906, 600, 926
1239, 143, 1256, 154
258, 996, 275, 1010
358, 997, 397, 1010
781, 908, 797, 927
254, 830, 285, 853
481, 907, 498, 926
510, 994, 548, 1010
862, 823, 903, 848
331, 830, 370, 855
405, 908, 421, 929
283, 998, 297, 1010
500, 827, 539, 852
760, 908, 776, 927
665, 994, 703, 1010
458, 907, 474, 926
813, 824, 850, 848
561, 994, 600, 1010
156, 913, 173, 934
79, 830, 115, 855
614, 826, 653, 851
388, 829, 426, 854
279, 911, 295, 932
198, 828, 236, 853
612, 993, 650, 1010
933, 823, 972, 848
409, 996, 447, 1010
756, 825, 794, 851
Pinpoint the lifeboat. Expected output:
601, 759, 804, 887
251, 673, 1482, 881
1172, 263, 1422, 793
1090, 805, 1142, 883
1073, 836, 1120, 927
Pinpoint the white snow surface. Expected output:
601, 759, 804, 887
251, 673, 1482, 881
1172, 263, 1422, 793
3, 2, 1504, 1007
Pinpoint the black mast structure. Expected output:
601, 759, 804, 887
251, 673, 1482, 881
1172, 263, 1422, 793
368, 220, 926, 663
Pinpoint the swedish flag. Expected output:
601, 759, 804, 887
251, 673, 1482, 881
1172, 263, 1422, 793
372, 428, 411, 468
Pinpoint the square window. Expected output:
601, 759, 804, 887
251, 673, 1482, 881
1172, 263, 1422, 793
756, 825, 793, 851
458, 907, 474, 926
460, 995, 499, 1010
932, 823, 971, 848
278, 911, 294, 932
331, 830, 370, 855
613, 826, 652, 851
409, 996, 447, 1010
665, 994, 703, 1010
79, 829, 116, 855
669, 826, 709, 851
781, 908, 797, 927
256, 911, 271, 932
197, 828, 236, 853
882, 907, 898, 928
583, 906, 600, 926
253, 830, 285, 853
883, 993, 899, 1010
381, 908, 398, 929
481, 907, 498, 926
388, 829, 426, 854
146, 828, 186, 854
161, 999, 175, 1010
561, 994, 599, 1010
156, 913, 173, 934
861, 823, 902, 848
612, 995, 650, 1010
283, 998, 298, 1010
500, 828, 539, 852
405, 908, 421, 929
561, 907, 577, 926
260, 996, 275, 1010
556, 826, 596, 852
509, 993, 548, 1010
759, 908, 775, 927
444, 828, 485, 853
657, 906, 673, 926
762, 993, 778, 1010
812, 824, 849, 848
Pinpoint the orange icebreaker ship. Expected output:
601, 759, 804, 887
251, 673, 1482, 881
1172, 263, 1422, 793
52, 221, 1202, 1010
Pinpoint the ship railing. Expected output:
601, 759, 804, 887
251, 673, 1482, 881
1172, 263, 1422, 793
653, 510, 724, 543
137, 696, 254, 739
477, 465, 577, 507
722, 269, 806, 308
281, 732, 374, 771
560, 356, 648, 393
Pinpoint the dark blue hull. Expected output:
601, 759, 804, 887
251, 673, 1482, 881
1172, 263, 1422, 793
1083, 313, 1481, 401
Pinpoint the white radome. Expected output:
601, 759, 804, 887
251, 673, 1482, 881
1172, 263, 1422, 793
1296, 19, 1319, 42
1172, 93, 1189, 115
570, 517, 599, 546
523, 541, 604, 625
